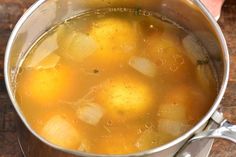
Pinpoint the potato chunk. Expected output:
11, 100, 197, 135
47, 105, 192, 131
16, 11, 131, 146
90, 18, 138, 65
41, 115, 81, 149
16, 65, 76, 105
97, 76, 153, 120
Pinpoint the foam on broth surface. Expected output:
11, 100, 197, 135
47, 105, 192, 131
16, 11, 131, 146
15, 8, 217, 155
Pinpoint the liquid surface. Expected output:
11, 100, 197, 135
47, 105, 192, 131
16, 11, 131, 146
15, 9, 217, 155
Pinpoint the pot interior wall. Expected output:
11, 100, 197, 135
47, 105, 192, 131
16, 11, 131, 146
5, 0, 226, 156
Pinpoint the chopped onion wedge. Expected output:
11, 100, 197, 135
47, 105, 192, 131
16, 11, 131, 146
158, 103, 186, 121
135, 128, 159, 150
129, 56, 158, 77
135, 127, 172, 151
41, 115, 80, 149
76, 102, 103, 126
26, 33, 59, 68
196, 64, 215, 92
35, 53, 60, 70
182, 35, 208, 64
158, 119, 192, 137
78, 141, 90, 152
61, 32, 97, 62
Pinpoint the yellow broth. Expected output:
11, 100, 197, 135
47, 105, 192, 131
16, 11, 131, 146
15, 9, 217, 155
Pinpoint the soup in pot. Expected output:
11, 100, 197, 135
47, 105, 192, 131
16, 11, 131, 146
15, 8, 217, 155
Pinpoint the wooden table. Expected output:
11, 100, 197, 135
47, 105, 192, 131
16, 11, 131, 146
0, 0, 236, 156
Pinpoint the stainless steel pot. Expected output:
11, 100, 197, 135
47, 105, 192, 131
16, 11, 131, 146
4, 0, 234, 157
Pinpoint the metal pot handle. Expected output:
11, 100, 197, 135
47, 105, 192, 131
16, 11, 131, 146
176, 111, 236, 157
196, 0, 225, 21
189, 112, 236, 143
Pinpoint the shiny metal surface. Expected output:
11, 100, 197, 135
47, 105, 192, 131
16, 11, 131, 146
176, 111, 236, 156
3, 0, 232, 157
176, 120, 217, 157
191, 120, 236, 143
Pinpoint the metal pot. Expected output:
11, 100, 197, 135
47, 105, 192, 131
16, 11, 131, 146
4, 0, 234, 157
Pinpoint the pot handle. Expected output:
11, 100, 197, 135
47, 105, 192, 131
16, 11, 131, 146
196, 0, 225, 21
176, 111, 236, 157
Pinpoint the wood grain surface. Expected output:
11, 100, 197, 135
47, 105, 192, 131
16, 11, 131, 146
0, 0, 236, 157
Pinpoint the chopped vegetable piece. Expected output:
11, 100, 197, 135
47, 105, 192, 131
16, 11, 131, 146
35, 53, 60, 70
41, 115, 81, 149
135, 127, 173, 151
158, 103, 186, 121
158, 119, 192, 137
182, 35, 208, 64
196, 64, 216, 93
97, 76, 153, 120
77, 140, 90, 152
129, 56, 158, 77
16, 65, 76, 105
76, 102, 104, 125
90, 18, 138, 65
59, 31, 97, 62
25, 32, 59, 68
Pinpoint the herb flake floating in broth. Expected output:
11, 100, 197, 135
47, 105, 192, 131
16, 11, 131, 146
15, 8, 217, 155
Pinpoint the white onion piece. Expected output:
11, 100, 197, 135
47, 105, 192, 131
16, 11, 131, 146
182, 35, 207, 64
35, 53, 60, 70
196, 64, 215, 92
77, 102, 103, 126
41, 115, 80, 149
129, 56, 158, 77
135, 128, 159, 150
64, 32, 97, 62
158, 119, 191, 137
27, 33, 59, 68
158, 103, 186, 121
195, 31, 220, 60
78, 141, 90, 152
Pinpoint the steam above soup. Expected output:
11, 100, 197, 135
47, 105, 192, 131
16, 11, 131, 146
15, 8, 217, 155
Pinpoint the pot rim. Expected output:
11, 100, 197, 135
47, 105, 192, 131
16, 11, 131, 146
4, 0, 230, 156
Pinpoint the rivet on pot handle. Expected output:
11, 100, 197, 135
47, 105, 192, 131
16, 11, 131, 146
176, 111, 236, 157
196, 0, 225, 21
